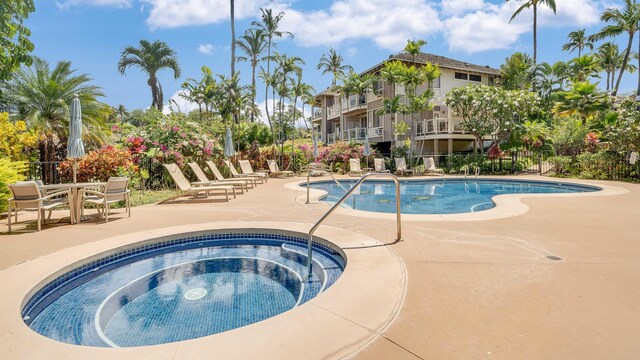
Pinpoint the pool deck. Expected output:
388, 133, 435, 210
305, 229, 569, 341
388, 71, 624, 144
1, 174, 639, 359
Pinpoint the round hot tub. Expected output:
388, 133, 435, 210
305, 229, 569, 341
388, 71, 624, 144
22, 232, 345, 347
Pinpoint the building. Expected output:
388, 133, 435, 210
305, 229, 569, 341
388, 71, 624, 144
311, 52, 501, 156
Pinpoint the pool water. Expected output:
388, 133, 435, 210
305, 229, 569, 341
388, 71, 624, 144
307, 179, 600, 214
23, 233, 345, 347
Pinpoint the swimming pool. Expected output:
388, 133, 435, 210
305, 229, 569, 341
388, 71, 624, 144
307, 179, 600, 214
22, 233, 345, 347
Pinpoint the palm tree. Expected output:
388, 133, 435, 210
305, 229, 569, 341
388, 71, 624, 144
534, 61, 568, 101
252, 8, 292, 131
596, 42, 621, 90
569, 55, 601, 82
230, 0, 236, 77
590, 0, 640, 96
2, 57, 109, 167
115, 104, 128, 122
317, 47, 354, 87
403, 39, 427, 67
562, 29, 594, 57
117, 40, 181, 111
298, 83, 316, 131
236, 28, 267, 122
553, 81, 610, 124
507, 0, 558, 64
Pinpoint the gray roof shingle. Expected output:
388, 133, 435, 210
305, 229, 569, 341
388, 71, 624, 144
388, 52, 501, 75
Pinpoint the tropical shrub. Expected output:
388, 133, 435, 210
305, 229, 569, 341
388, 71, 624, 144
0, 112, 37, 160
0, 158, 27, 213
548, 156, 572, 174
58, 146, 137, 182
603, 98, 640, 153
549, 117, 589, 155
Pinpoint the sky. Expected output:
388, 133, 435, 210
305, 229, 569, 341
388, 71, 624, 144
26, 0, 638, 114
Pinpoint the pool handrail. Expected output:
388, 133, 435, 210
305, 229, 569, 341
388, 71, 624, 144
303, 163, 349, 204
306, 172, 402, 278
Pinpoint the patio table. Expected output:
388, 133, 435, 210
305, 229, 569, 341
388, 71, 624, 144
39, 182, 107, 224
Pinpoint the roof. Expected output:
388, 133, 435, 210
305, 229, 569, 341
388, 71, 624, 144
381, 52, 501, 75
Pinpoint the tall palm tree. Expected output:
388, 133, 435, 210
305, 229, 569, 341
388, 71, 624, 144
298, 83, 316, 131
553, 81, 610, 124
534, 61, 568, 101
562, 29, 594, 57
117, 40, 181, 111
230, 0, 236, 77
115, 104, 128, 122
590, 0, 640, 96
403, 39, 427, 67
2, 57, 109, 165
236, 28, 267, 122
596, 42, 621, 90
569, 54, 602, 82
317, 47, 354, 87
507, 0, 558, 64
252, 8, 292, 131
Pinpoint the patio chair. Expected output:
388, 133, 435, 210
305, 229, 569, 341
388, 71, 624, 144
206, 161, 257, 188
267, 159, 294, 178
7, 182, 73, 232
188, 162, 248, 193
374, 158, 390, 173
225, 160, 265, 184
81, 177, 131, 223
394, 158, 414, 176
348, 158, 364, 176
163, 163, 236, 202
423, 157, 445, 176
238, 160, 269, 182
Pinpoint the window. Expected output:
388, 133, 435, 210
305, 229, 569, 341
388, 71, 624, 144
432, 76, 441, 88
369, 109, 381, 128
455, 72, 468, 80
469, 74, 482, 82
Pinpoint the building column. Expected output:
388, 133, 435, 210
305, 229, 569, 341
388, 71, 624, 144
448, 138, 453, 154
434, 139, 439, 155
447, 106, 453, 133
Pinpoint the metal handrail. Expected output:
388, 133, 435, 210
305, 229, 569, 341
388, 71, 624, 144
306, 173, 402, 278
304, 164, 349, 204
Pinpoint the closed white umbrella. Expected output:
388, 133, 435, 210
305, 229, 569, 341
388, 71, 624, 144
312, 132, 319, 160
363, 135, 371, 157
67, 94, 85, 183
224, 127, 236, 158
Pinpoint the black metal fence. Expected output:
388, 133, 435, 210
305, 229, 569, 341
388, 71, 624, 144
27, 161, 61, 185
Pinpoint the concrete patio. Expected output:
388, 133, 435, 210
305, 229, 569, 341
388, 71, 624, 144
1, 175, 639, 359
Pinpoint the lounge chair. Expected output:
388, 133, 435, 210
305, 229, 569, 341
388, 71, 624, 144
81, 177, 131, 223
238, 160, 269, 182
188, 162, 248, 193
348, 158, 364, 176
206, 161, 257, 188
225, 160, 265, 184
7, 181, 73, 232
374, 158, 390, 173
423, 157, 445, 176
163, 163, 236, 201
394, 158, 414, 176
267, 159, 294, 178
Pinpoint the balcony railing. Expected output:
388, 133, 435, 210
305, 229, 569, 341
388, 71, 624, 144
416, 118, 466, 136
312, 109, 322, 119
367, 127, 383, 137
341, 127, 367, 141
327, 103, 340, 118
341, 94, 367, 112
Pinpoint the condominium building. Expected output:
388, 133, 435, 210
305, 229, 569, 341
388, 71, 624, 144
311, 52, 501, 155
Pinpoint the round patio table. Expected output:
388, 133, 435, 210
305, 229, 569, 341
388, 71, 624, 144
39, 182, 106, 224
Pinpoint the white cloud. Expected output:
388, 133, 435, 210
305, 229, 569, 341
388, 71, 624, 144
346, 47, 358, 58
141, 0, 275, 30
197, 43, 215, 55
441, 0, 484, 16
165, 90, 200, 114
56, 0, 132, 9
442, 0, 604, 53
255, 98, 311, 127
280, 0, 441, 51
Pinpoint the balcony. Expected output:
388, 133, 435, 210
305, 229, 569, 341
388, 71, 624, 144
367, 127, 383, 138
327, 103, 340, 119
416, 118, 466, 136
341, 127, 367, 141
312, 109, 322, 122
341, 94, 367, 114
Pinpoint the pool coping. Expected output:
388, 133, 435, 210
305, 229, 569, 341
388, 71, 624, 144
0, 221, 407, 359
287, 175, 629, 222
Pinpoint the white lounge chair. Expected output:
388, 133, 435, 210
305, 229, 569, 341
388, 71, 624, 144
7, 181, 73, 232
206, 161, 257, 188
374, 158, 390, 173
163, 163, 236, 201
394, 158, 414, 176
238, 160, 269, 182
81, 177, 131, 223
225, 160, 265, 184
266, 159, 294, 177
348, 158, 364, 176
423, 157, 445, 176
188, 162, 248, 193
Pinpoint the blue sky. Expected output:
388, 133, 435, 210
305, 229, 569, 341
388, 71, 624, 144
27, 0, 637, 112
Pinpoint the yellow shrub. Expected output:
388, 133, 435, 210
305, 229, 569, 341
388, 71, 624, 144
0, 112, 37, 160
0, 158, 27, 213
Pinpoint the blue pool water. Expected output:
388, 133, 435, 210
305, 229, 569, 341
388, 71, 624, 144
22, 233, 345, 347
307, 179, 600, 214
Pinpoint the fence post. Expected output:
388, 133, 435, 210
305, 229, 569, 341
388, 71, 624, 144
538, 155, 542, 175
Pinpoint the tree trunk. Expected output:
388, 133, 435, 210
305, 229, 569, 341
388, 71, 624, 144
251, 61, 256, 122
264, 38, 273, 131
612, 33, 634, 96
606, 71, 610, 91
532, 4, 537, 65
230, 0, 236, 78
148, 76, 159, 110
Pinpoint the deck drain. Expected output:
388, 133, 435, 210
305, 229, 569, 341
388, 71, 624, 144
377, 199, 391, 203
184, 287, 207, 300
546, 255, 562, 261
413, 196, 432, 201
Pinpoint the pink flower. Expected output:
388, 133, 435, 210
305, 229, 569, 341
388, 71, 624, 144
171, 126, 180, 132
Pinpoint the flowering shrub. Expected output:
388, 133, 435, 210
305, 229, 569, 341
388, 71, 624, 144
603, 98, 640, 153
0, 112, 37, 160
58, 146, 137, 182
584, 132, 601, 153
315, 142, 375, 173
0, 158, 27, 213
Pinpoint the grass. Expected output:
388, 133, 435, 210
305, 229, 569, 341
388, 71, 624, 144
128, 188, 177, 207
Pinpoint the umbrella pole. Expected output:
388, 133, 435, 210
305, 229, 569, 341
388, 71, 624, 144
73, 161, 77, 184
